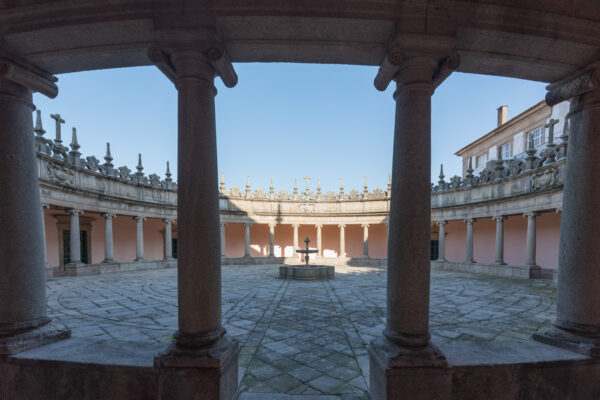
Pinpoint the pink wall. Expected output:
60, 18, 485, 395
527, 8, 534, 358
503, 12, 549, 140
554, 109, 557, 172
473, 218, 495, 264
44, 211, 59, 266
250, 224, 269, 257
369, 224, 388, 259
113, 216, 137, 262
89, 213, 105, 264
274, 224, 294, 257
225, 223, 245, 258
345, 225, 363, 258
144, 218, 167, 261
444, 220, 466, 262
537, 211, 560, 269
504, 216, 527, 266
322, 225, 339, 258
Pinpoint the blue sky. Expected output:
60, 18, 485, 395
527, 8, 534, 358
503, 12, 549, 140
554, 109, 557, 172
33, 63, 547, 193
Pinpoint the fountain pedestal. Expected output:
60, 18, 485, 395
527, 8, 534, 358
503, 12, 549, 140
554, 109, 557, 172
280, 237, 334, 280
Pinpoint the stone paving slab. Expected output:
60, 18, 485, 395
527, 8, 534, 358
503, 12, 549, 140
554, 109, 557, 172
46, 264, 557, 397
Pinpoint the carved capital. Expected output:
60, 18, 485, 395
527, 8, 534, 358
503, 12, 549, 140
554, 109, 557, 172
315, 224, 323, 229
546, 62, 600, 106
41, 203, 50, 210
67, 209, 83, 216
165, 218, 175, 224
492, 215, 507, 222
268, 222, 277, 229
338, 224, 346, 229
436, 220, 447, 226
524, 212, 541, 219
243, 222, 252, 228
101, 213, 116, 220
134, 216, 146, 222
291, 223, 300, 229
361, 223, 370, 229
464, 218, 476, 224
0, 53, 58, 98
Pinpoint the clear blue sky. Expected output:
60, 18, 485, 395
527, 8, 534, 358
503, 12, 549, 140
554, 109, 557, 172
33, 64, 547, 193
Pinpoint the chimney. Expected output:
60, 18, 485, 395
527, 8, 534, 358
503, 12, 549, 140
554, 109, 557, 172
497, 105, 508, 127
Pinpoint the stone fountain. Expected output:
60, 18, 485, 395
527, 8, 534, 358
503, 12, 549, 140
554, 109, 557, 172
279, 237, 335, 280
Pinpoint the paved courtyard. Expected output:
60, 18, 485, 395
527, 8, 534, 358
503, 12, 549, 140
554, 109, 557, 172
46, 265, 556, 399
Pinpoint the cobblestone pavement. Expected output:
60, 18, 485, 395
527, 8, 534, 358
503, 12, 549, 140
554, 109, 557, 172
46, 265, 556, 399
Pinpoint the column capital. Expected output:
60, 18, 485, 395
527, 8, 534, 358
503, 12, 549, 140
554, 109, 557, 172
66, 208, 83, 216
315, 224, 323, 229
101, 213, 116, 220
338, 224, 346, 229
546, 61, 600, 106
219, 221, 226, 227
556, 208, 563, 214
147, 42, 237, 89
361, 223, 370, 228
134, 215, 147, 222
524, 211, 541, 218
243, 222, 252, 228
436, 220, 447, 226
268, 222, 277, 229
464, 218, 476, 224
0, 53, 58, 98
164, 218, 175, 224
41, 203, 50, 210
291, 223, 300, 228
492, 215, 507, 222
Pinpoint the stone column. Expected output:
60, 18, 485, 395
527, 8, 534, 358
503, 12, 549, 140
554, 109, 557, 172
244, 223, 251, 258
362, 223, 369, 258
464, 218, 476, 263
370, 55, 447, 369
150, 46, 239, 400
533, 67, 600, 355
134, 216, 145, 261
219, 222, 226, 258
268, 223, 276, 258
102, 213, 115, 263
524, 212, 540, 267
292, 223, 299, 257
436, 220, 447, 261
165, 218, 174, 260
316, 224, 323, 258
41, 204, 50, 267
0, 60, 69, 354
493, 215, 507, 265
338, 224, 346, 258
68, 209, 84, 264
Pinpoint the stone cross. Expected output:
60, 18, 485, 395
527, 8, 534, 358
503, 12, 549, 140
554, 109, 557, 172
545, 118, 559, 144
304, 176, 311, 191
50, 113, 65, 143
296, 237, 318, 265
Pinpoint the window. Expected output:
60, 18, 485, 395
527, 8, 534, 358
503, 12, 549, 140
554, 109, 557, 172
528, 127, 544, 148
62, 230, 88, 265
502, 142, 512, 159
430, 240, 439, 260
476, 153, 488, 168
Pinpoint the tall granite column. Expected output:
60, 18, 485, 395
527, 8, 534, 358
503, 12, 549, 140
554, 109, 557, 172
102, 213, 115, 263
524, 212, 541, 277
464, 218, 475, 263
41, 204, 50, 268
134, 216, 145, 261
244, 223, 251, 258
369, 55, 447, 383
292, 223, 299, 257
493, 215, 506, 265
338, 224, 346, 258
0, 56, 69, 354
436, 220, 447, 261
150, 46, 239, 399
362, 223, 369, 258
534, 66, 600, 355
268, 223, 276, 258
219, 222, 226, 259
165, 218, 174, 260
316, 224, 323, 258
68, 209, 84, 265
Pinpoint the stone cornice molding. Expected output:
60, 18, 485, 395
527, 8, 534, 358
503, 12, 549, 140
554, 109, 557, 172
546, 61, 600, 106
0, 52, 58, 98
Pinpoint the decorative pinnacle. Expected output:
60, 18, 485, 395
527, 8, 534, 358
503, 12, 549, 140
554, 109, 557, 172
363, 176, 368, 194
70, 127, 80, 151
304, 176, 311, 192
269, 177, 274, 193
104, 143, 113, 165
340, 177, 344, 195
317, 179, 321, 195
50, 113, 65, 143
137, 153, 144, 173
528, 133, 535, 151
293, 178, 298, 195
466, 157, 474, 176
387, 173, 391, 192
497, 145, 502, 160
165, 161, 172, 182
34, 110, 46, 137
246, 176, 251, 192
220, 172, 225, 190
439, 164, 445, 181
561, 118, 570, 138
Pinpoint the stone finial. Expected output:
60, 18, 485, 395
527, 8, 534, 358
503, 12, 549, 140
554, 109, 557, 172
70, 127, 81, 153
340, 177, 344, 195
104, 142, 113, 165
557, 118, 569, 159
317, 179, 321, 196
220, 172, 225, 191
34, 110, 46, 137
363, 176, 368, 195
165, 161, 173, 183
387, 173, 392, 192
497, 145, 502, 160
465, 157, 474, 185
269, 177, 274, 194
438, 164, 445, 186
525, 133, 538, 170
50, 113, 65, 143
136, 153, 144, 173
303, 176, 311, 194
528, 132, 535, 151
293, 178, 298, 195
245, 176, 251, 197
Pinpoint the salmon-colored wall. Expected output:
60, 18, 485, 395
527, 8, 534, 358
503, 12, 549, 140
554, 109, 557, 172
250, 224, 269, 257
537, 211, 560, 269
274, 224, 294, 257
89, 213, 104, 264
144, 218, 166, 261
345, 225, 363, 258
44, 211, 59, 266
444, 220, 466, 262
504, 216, 527, 266
369, 224, 388, 259
113, 216, 137, 262
225, 223, 245, 258
473, 218, 495, 264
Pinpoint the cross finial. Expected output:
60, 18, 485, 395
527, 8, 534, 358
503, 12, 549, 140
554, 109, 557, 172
304, 176, 311, 191
34, 110, 46, 137
545, 118, 559, 144
50, 113, 65, 143
137, 153, 144, 173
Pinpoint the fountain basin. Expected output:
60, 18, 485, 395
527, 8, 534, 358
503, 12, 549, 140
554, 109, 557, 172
279, 265, 335, 280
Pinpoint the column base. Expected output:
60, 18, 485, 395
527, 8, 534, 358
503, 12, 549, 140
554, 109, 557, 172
0, 322, 71, 356
494, 261, 507, 265
135, 258, 145, 262
533, 325, 600, 358
527, 264, 542, 278
64, 262, 85, 276
154, 335, 240, 400
368, 336, 447, 400
102, 259, 114, 263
